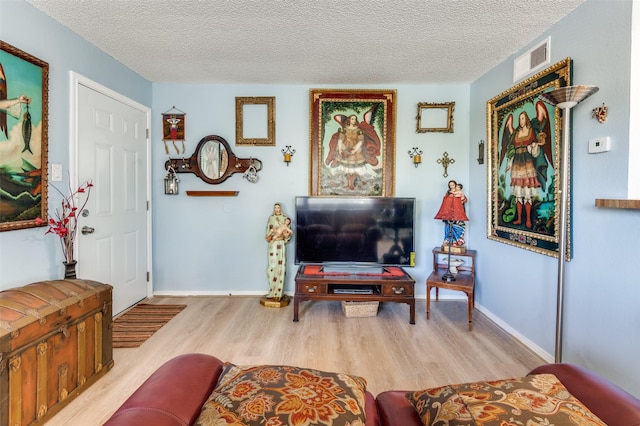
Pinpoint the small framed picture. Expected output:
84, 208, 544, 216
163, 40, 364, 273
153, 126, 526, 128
416, 102, 454, 133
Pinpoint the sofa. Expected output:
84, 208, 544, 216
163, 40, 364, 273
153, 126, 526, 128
103, 353, 640, 426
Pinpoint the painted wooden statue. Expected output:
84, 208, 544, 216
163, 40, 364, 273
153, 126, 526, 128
262, 202, 292, 307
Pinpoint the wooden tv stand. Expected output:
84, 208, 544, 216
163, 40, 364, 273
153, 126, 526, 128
293, 264, 416, 324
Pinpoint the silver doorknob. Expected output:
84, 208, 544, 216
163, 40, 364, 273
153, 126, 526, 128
81, 226, 95, 235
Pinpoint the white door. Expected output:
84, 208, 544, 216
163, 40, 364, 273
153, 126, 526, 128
75, 81, 150, 315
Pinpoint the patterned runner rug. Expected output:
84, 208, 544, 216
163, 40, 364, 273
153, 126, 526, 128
112, 303, 186, 348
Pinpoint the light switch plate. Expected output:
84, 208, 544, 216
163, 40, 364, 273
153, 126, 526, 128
51, 164, 63, 181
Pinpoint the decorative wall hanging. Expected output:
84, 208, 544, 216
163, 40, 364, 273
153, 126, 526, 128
477, 140, 485, 165
281, 145, 295, 166
408, 147, 422, 167
309, 89, 396, 196
416, 102, 455, 133
165, 135, 262, 185
436, 152, 455, 178
236, 97, 275, 146
591, 103, 607, 123
162, 106, 186, 154
487, 57, 571, 258
0, 41, 49, 232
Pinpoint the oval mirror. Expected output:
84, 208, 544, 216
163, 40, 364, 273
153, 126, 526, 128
197, 139, 228, 180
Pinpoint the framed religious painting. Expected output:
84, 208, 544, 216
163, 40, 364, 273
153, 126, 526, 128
309, 89, 396, 196
486, 58, 572, 258
0, 41, 49, 232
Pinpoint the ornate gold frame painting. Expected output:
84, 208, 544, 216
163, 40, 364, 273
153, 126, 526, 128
235, 96, 275, 146
0, 41, 49, 232
487, 58, 572, 258
416, 102, 454, 133
309, 89, 396, 196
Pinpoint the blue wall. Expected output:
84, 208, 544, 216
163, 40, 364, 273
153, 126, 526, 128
0, 0, 152, 286
151, 83, 470, 295
2, 0, 638, 398
469, 0, 639, 396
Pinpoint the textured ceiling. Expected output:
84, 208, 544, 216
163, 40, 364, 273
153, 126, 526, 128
25, 0, 586, 84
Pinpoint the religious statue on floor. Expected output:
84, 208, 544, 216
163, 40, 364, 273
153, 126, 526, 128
434, 180, 469, 253
261, 202, 293, 308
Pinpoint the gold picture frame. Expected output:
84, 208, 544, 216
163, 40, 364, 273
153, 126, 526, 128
416, 102, 455, 133
235, 96, 275, 146
309, 89, 396, 197
0, 41, 49, 232
487, 58, 572, 258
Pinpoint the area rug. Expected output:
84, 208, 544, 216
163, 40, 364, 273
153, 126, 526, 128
112, 303, 186, 348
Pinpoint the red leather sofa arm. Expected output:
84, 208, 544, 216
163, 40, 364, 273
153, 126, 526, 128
364, 391, 380, 426
103, 353, 224, 426
375, 390, 421, 426
529, 363, 640, 425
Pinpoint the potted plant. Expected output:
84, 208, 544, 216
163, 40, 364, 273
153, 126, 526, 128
37, 180, 93, 278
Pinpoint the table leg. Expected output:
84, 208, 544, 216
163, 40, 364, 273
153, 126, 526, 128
467, 290, 473, 331
293, 296, 300, 322
409, 300, 415, 324
426, 284, 431, 320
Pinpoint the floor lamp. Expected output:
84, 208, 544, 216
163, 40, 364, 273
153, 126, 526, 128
539, 85, 598, 363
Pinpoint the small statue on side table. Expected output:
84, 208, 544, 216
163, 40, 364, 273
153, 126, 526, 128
434, 180, 469, 254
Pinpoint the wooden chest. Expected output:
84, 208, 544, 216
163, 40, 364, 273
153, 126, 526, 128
0, 279, 114, 426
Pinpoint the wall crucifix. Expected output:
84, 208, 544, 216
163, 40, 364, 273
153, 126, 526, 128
436, 152, 455, 177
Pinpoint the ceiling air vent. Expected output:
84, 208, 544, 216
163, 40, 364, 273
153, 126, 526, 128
513, 37, 551, 82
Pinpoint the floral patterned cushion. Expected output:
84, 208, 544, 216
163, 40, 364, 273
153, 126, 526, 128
195, 362, 368, 426
406, 374, 607, 426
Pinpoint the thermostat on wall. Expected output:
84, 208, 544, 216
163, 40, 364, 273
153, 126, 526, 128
588, 136, 611, 154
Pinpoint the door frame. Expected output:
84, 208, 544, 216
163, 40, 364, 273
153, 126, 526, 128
69, 71, 153, 300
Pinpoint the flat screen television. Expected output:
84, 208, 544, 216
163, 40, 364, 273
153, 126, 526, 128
294, 197, 415, 268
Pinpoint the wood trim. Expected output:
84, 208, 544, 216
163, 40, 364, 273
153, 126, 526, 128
95, 313, 103, 372
595, 199, 640, 209
186, 191, 239, 197
78, 322, 87, 385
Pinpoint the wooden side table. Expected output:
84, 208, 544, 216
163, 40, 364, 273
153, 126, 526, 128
426, 247, 476, 330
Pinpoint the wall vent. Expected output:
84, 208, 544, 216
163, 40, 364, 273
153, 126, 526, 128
513, 37, 551, 82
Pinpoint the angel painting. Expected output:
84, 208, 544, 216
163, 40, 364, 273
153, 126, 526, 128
324, 105, 382, 193
310, 89, 396, 197
500, 101, 553, 231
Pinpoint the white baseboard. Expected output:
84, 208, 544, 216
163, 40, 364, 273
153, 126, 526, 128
153, 290, 267, 297
474, 302, 554, 363
415, 294, 553, 363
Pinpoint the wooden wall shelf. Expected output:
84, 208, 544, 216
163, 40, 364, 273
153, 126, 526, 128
186, 190, 239, 197
595, 199, 640, 209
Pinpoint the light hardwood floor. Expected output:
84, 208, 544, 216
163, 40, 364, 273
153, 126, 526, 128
49, 296, 545, 425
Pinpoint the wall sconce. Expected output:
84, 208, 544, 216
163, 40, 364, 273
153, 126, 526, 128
164, 165, 179, 195
592, 103, 608, 123
408, 147, 423, 167
282, 145, 296, 166
477, 140, 485, 164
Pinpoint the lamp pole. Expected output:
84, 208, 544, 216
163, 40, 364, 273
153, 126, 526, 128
555, 105, 571, 363
539, 85, 598, 363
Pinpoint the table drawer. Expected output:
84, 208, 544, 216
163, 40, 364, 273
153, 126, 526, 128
296, 282, 327, 295
382, 283, 414, 297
